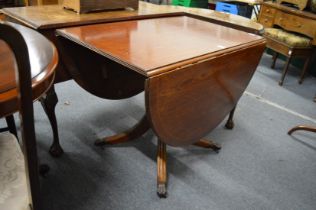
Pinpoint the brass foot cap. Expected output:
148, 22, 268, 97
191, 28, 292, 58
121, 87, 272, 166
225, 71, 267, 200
157, 184, 167, 198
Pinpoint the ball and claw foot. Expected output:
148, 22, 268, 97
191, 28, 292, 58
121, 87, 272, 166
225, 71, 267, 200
157, 184, 167, 198
49, 144, 64, 157
39, 164, 50, 177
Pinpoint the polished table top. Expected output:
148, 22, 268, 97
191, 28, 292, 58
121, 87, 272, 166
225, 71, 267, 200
1, 1, 263, 33
56, 15, 266, 146
57, 15, 264, 77
1, 1, 264, 83
0, 22, 58, 117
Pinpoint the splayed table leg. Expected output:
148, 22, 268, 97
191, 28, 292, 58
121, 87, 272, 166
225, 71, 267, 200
95, 115, 150, 146
157, 139, 167, 198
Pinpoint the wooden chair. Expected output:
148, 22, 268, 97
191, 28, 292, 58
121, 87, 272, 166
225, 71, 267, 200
264, 28, 313, 86
0, 23, 41, 210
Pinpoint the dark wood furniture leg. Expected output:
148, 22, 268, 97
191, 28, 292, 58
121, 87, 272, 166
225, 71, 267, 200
39, 85, 64, 157
299, 55, 311, 84
288, 125, 316, 135
95, 114, 223, 198
95, 115, 151, 146
157, 139, 167, 198
193, 138, 221, 152
225, 106, 236, 129
5, 115, 17, 137
271, 52, 278, 69
279, 56, 292, 86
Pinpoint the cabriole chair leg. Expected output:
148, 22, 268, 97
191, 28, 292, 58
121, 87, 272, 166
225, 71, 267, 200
39, 86, 64, 157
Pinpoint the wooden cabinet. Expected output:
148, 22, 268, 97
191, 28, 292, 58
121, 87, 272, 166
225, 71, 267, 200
258, 5, 276, 27
259, 1, 316, 45
258, 1, 315, 85
274, 12, 315, 38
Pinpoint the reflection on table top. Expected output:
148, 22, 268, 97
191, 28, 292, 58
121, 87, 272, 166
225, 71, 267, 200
57, 15, 264, 77
1, 1, 263, 32
0, 22, 57, 116
0, 22, 55, 94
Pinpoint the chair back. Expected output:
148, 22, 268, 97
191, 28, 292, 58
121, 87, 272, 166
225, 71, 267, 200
0, 22, 41, 210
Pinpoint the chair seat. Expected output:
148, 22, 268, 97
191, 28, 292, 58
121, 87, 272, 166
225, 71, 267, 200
264, 28, 312, 48
0, 132, 29, 210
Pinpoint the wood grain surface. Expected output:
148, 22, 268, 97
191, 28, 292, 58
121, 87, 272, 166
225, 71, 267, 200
0, 41, 15, 93
62, 0, 139, 14
1, 1, 263, 32
146, 41, 266, 146
56, 15, 266, 146
259, 1, 316, 45
2, 2, 263, 83
0, 22, 58, 117
57, 16, 264, 77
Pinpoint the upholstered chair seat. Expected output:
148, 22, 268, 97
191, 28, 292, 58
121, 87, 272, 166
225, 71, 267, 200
0, 132, 29, 210
263, 27, 313, 85
265, 28, 312, 48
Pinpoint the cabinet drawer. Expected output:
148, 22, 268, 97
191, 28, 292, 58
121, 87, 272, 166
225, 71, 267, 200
261, 5, 276, 17
259, 15, 274, 28
275, 12, 316, 38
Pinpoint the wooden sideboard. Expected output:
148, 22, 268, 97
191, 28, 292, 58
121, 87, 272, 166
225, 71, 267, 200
259, 1, 316, 45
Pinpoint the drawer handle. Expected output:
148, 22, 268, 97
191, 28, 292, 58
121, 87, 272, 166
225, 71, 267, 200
266, 9, 270, 12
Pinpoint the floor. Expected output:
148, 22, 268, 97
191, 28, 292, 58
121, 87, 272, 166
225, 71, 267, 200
3, 53, 316, 210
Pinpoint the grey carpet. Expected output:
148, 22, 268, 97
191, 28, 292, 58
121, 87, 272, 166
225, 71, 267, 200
4, 53, 316, 210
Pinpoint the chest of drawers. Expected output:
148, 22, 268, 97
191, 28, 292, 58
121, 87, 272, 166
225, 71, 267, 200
259, 2, 316, 45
